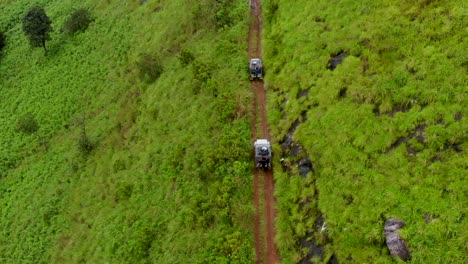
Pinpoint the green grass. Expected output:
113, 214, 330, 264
0, 0, 254, 263
2, 0, 467, 263
263, 0, 467, 263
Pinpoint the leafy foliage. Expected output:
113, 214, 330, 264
78, 132, 93, 154
16, 113, 39, 135
15, 112, 48, 150
63, 8, 92, 34
177, 49, 195, 66
137, 53, 163, 83
21, 6, 52, 53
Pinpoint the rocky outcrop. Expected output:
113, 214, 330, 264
384, 218, 411, 261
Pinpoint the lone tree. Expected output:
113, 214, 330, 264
16, 113, 48, 150
22, 6, 52, 55
76, 114, 94, 155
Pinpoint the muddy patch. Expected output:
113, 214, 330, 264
445, 142, 463, 153
280, 119, 300, 151
387, 125, 426, 154
276, 90, 289, 115
338, 87, 347, 99
298, 159, 313, 177
454, 112, 462, 121
290, 144, 302, 157
389, 99, 428, 116
280, 111, 311, 172
297, 89, 310, 99
301, 110, 308, 122
327, 51, 347, 70
300, 214, 330, 263
414, 125, 426, 142
279, 117, 331, 263
451, 143, 462, 153
328, 254, 340, 264
373, 104, 381, 116
430, 155, 443, 163
389, 104, 411, 117
361, 56, 369, 74
301, 232, 324, 264
423, 213, 439, 224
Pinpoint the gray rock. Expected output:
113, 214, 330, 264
384, 218, 411, 261
298, 158, 313, 177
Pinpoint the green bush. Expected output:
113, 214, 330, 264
137, 53, 163, 83
16, 112, 48, 150
63, 8, 92, 34
16, 113, 39, 135
78, 133, 93, 154
177, 49, 195, 66
192, 59, 212, 83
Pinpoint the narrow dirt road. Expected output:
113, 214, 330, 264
248, 0, 280, 263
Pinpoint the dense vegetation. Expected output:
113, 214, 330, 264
2, 0, 466, 263
0, 0, 253, 263
263, 0, 467, 263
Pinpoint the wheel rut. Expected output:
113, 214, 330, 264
248, 0, 280, 263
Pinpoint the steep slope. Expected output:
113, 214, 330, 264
0, 0, 253, 263
262, 0, 467, 263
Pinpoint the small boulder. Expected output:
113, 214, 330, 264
298, 158, 313, 177
384, 218, 411, 261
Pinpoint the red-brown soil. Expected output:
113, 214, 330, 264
248, 0, 280, 263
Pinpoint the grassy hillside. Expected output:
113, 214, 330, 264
0, 0, 253, 263
262, 0, 467, 263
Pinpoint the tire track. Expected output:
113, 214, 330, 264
248, 0, 280, 263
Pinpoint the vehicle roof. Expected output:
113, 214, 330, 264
254, 139, 270, 147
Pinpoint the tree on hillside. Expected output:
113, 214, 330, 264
64, 8, 92, 34
16, 113, 48, 150
76, 115, 94, 155
22, 6, 52, 55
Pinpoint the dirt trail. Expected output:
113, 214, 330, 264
248, 0, 280, 263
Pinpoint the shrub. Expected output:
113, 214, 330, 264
16, 113, 39, 134
192, 60, 212, 83
16, 112, 48, 150
63, 8, 92, 34
136, 53, 163, 83
78, 132, 94, 154
177, 49, 195, 66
